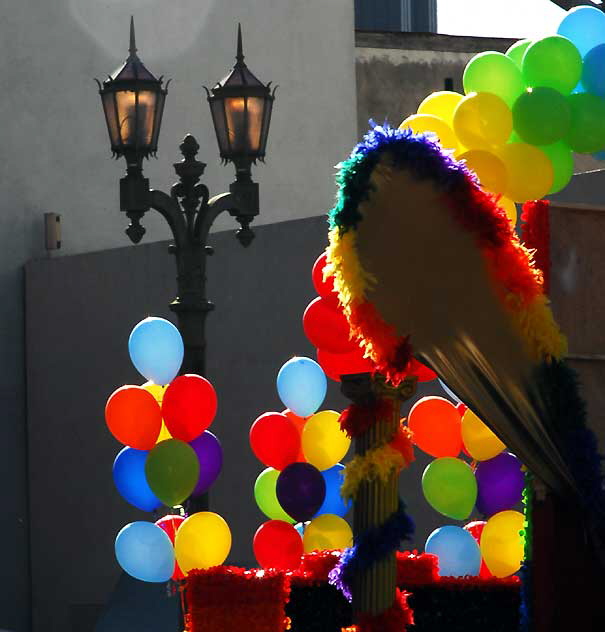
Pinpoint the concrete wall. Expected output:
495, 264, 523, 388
1, 1, 356, 630
354, 31, 515, 138
25, 216, 457, 632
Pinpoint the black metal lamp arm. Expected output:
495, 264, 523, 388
119, 133, 259, 376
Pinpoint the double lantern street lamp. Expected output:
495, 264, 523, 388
97, 18, 275, 383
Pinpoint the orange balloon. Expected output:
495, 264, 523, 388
407, 396, 462, 457
283, 409, 308, 462
105, 385, 162, 450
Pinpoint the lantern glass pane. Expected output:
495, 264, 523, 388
245, 97, 264, 153
114, 89, 157, 148
101, 91, 120, 148
150, 90, 166, 150
224, 96, 247, 153
259, 97, 273, 155
209, 98, 230, 155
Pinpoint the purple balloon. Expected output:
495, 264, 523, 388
190, 431, 223, 497
475, 452, 524, 516
276, 463, 326, 522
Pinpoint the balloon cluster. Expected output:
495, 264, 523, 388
408, 394, 525, 578
251, 356, 353, 570
306, 252, 436, 382
401, 6, 605, 216
107, 317, 231, 583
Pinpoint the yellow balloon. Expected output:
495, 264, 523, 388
156, 420, 173, 443
458, 149, 508, 194
399, 114, 458, 151
144, 383, 171, 442
497, 143, 554, 203
453, 92, 512, 150
143, 382, 168, 403
480, 510, 525, 578
174, 511, 231, 574
417, 91, 464, 128
461, 410, 505, 461
303, 514, 353, 553
302, 410, 351, 471
498, 196, 517, 225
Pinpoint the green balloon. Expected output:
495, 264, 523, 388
254, 467, 295, 523
506, 39, 531, 68
513, 87, 571, 146
538, 142, 574, 194
565, 93, 605, 154
463, 51, 525, 107
422, 457, 477, 521
522, 36, 582, 94
145, 439, 199, 507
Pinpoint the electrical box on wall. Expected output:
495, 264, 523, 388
44, 213, 61, 250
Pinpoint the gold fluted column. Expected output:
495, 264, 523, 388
340, 373, 417, 617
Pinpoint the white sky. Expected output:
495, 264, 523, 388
437, 0, 568, 39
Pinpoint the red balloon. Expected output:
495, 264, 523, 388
250, 412, 301, 470
162, 374, 217, 442
155, 515, 185, 580
407, 358, 437, 382
456, 403, 468, 416
253, 520, 303, 570
283, 409, 308, 462
303, 297, 355, 354
105, 385, 162, 449
316, 347, 374, 382
312, 252, 338, 305
463, 521, 493, 578
407, 396, 462, 457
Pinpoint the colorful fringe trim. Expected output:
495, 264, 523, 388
340, 444, 406, 501
328, 499, 415, 602
325, 124, 566, 378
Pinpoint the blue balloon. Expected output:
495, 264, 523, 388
314, 464, 352, 518
557, 6, 605, 57
128, 317, 184, 385
113, 447, 162, 512
593, 149, 605, 161
425, 525, 481, 577
115, 521, 175, 582
276, 357, 327, 417
583, 44, 605, 97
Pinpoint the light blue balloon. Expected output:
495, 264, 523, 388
276, 357, 327, 417
113, 447, 162, 512
557, 6, 605, 57
314, 464, 352, 518
582, 44, 605, 97
425, 525, 481, 577
115, 521, 175, 583
128, 317, 184, 385
438, 378, 461, 404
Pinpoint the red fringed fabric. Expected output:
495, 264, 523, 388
355, 589, 414, 632
521, 199, 551, 295
338, 399, 395, 439
186, 566, 291, 632
396, 551, 440, 586
294, 550, 342, 585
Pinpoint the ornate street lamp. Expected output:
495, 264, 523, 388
97, 18, 275, 384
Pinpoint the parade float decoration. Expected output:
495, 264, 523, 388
105, 317, 231, 584
106, 6, 605, 631
249, 356, 353, 570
